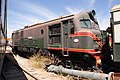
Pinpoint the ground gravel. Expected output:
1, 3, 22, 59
14, 55, 73, 80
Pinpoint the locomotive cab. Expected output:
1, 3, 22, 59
68, 10, 102, 67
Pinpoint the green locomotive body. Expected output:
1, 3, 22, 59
12, 10, 102, 69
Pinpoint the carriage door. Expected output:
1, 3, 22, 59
61, 20, 74, 56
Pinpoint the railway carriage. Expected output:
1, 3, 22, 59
12, 10, 103, 70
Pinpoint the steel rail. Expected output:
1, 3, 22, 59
5, 51, 39, 80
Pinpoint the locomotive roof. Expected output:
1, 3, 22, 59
26, 14, 74, 28
13, 10, 92, 32
24, 11, 91, 29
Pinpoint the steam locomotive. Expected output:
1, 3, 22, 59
12, 10, 103, 70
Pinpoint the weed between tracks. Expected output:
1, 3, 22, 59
28, 54, 89, 80
28, 54, 51, 69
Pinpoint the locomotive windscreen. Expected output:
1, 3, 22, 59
80, 19, 91, 28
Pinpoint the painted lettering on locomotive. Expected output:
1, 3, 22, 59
12, 10, 102, 70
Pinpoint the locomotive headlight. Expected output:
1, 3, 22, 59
74, 39, 79, 43
94, 45, 100, 51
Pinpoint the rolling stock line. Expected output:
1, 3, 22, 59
1, 0, 120, 79
11, 3, 120, 79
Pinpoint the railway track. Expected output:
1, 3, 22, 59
1, 54, 28, 80
0, 50, 40, 80
1, 48, 61, 80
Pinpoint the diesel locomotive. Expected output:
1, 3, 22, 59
12, 10, 103, 70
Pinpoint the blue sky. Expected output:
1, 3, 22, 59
7, 0, 120, 37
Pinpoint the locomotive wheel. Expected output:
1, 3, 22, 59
50, 52, 64, 66
37, 49, 51, 58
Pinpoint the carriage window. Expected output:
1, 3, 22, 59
80, 19, 91, 28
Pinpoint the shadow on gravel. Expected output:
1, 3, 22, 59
1, 53, 28, 80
